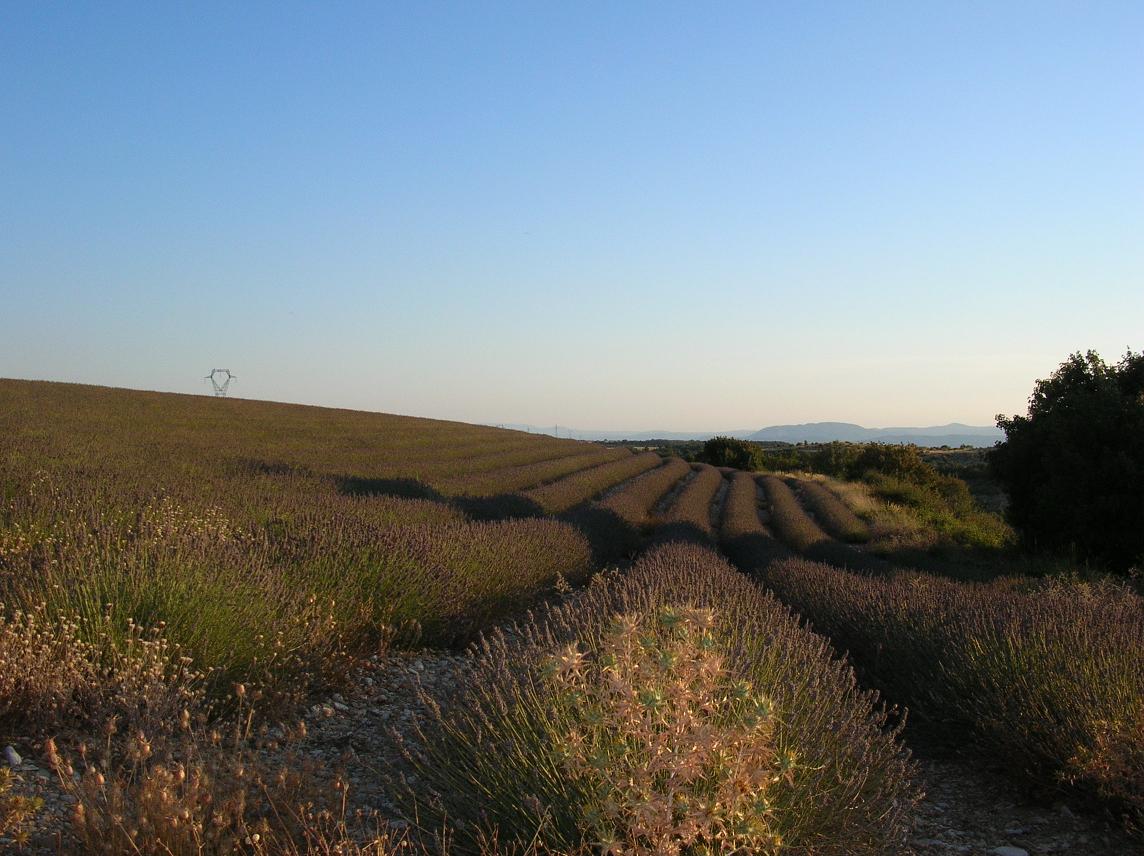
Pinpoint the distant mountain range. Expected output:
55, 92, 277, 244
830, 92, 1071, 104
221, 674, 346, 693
747, 422, 1002, 448
503, 422, 1002, 447
493, 425, 757, 442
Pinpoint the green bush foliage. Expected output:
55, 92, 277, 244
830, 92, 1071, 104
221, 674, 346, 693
701, 436, 758, 470
992, 349, 1144, 573
398, 543, 919, 855
755, 442, 932, 483
863, 472, 1012, 552
754, 442, 1012, 555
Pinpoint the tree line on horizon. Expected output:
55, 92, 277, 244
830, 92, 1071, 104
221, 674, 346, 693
700, 348, 1144, 577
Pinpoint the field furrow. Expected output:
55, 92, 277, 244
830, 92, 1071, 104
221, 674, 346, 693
708, 471, 731, 532
788, 478, 870, 543
719, 471, 790, 569
435, 447, 630, 497
655, 463, 724, 540
759, 475, 887, 571
597, 457, 692, 527
758, 474, 831, 552
521, 451, 663, 514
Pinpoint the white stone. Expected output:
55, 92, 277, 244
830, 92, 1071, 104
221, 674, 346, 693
3, 746, 21, 767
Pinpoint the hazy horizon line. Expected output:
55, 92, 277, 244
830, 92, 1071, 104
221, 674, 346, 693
2, 375, 1003, 434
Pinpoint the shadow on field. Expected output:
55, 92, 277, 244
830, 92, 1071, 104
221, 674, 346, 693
720, 532, 793, 571
719, 529, 894, 578
868, 543, 1051, 583
455, 493, 545, 521
232, 457, 313, 478
560, 505, 641, 565
335, 476, 546, 522
647, 521, 713, 549
804, 540, 894, 574
332, 474, 652, 566
336, 475, 445, 501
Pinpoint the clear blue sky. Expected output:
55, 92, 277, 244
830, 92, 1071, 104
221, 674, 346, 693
3, 2, 1141, 430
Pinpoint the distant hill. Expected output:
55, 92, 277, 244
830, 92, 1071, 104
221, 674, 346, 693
499, 425, 758, 442
498, 421, 1001, 447
748, 422, 1002, 448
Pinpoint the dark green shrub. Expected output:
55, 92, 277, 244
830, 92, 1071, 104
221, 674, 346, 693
701, 436, 758, 470
992, 349, 1144, 573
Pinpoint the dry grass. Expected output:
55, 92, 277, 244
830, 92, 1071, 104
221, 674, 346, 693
547, 606, 791, 854
801, 473, 942, 555
0, 767, 43, 848
29, 633, 407, 856
0, 603, 206, 743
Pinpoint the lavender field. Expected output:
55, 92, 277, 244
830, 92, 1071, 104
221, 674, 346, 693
1, 380, 1139, 854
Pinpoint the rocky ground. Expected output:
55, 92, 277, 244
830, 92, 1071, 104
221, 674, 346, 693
5, 648, 1140, 854
910, 754, 1137, 855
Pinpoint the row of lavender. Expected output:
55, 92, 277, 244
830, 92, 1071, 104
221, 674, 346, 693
714, 469, 1144, 831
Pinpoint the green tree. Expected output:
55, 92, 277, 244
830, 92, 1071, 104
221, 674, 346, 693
991, 349, 1144, 573
702, 436, 758, 470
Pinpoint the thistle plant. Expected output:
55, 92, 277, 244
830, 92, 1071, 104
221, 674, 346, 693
0, 767, 43, 849
400, 544, 916, 855
547, 606, 793, 855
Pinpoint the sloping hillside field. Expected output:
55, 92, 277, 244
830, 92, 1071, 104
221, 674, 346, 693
1, 380, 1139, 853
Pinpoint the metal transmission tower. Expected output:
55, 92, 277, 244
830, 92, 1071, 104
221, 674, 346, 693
204, 369, 237, 397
